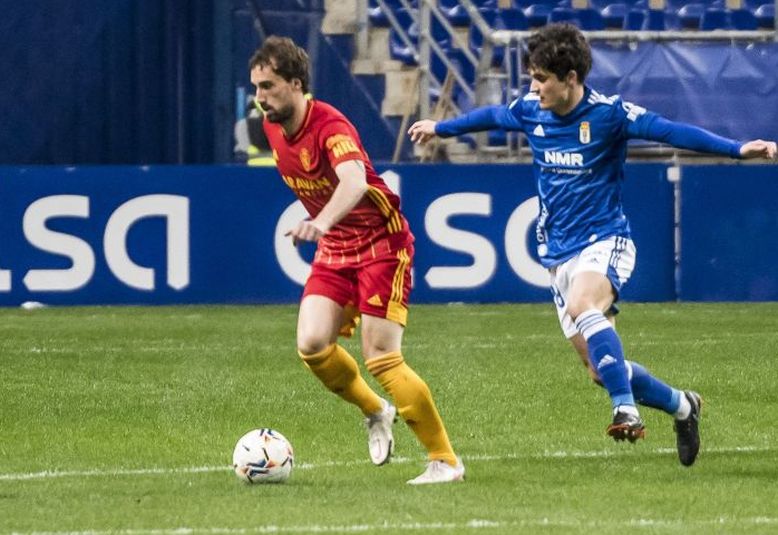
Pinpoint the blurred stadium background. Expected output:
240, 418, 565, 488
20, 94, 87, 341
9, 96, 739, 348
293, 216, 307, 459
0, 0, 776, 307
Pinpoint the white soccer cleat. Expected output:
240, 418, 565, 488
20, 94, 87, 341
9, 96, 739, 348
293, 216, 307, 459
365, 399, 396, 465
406, 457, 465, 485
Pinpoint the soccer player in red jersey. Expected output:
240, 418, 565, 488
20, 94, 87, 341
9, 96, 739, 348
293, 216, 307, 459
249, 36, 464, 484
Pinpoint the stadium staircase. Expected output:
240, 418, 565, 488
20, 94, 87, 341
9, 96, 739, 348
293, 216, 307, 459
250, 0, 776, 162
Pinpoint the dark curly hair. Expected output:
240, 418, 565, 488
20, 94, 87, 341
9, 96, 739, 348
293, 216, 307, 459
522, 24, 592, 84
249, 36, 310, 94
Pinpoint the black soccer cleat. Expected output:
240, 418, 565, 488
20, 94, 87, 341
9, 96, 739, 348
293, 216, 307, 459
674, 391, 702, 467
607, 409, 646, 443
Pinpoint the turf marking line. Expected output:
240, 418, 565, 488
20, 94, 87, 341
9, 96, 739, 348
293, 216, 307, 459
9, 516, 778, 534
0, 445, 771, 482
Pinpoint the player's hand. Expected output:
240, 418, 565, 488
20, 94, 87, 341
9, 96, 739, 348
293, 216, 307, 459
408, 120, 438, 145
740, 139, 777, 160
285, 219, 327, 245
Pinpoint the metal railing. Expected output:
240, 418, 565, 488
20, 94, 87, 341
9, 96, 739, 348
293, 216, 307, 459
354, 0, 777, 161
355, 0, 482, 117
418, 0, 480, 118
422, 0, 778, 161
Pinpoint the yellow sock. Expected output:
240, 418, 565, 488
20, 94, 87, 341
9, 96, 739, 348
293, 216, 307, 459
366, 351, 457, 465
300, 344, 383, 417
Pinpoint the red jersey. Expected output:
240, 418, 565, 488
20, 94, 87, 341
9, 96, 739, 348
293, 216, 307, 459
263, 100, 413, 266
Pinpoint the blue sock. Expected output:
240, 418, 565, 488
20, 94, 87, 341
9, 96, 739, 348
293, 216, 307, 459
575, 309, 635, 410
626, 360, 681, 415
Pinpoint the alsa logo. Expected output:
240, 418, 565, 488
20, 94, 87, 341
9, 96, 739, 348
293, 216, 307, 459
544, 151, 584, 167
0, 194, 189, 293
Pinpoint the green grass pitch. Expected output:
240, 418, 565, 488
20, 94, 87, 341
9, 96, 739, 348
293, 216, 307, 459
1, 303, 777, 534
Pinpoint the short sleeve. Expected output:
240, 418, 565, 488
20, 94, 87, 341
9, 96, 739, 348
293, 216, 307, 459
319, 119, 365, 168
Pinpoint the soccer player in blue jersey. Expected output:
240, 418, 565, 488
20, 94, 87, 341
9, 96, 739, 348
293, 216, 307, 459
408, 23, 777, 466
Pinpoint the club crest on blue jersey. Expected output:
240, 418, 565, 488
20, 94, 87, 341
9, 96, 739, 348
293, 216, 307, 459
579, 122, 591, 144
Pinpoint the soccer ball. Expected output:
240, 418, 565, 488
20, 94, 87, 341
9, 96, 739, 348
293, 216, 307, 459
232, 428, 294, 484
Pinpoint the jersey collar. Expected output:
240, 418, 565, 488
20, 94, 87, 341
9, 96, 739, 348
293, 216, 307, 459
285, 99, 315, 143
551, 86, 591, 122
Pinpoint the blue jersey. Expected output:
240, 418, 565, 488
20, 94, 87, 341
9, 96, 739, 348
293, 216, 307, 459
435, 87, 743, 267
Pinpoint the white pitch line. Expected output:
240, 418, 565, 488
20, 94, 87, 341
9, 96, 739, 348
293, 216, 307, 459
0, 465, 228, 482
0, 445, 771, 483
9, 516, 778, 535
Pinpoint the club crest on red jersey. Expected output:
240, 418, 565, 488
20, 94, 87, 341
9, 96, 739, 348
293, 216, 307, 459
299, 148, 312, 171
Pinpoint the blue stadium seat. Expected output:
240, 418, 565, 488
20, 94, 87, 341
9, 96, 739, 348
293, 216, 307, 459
500, 7, 529, 29
368, 0, 411, 28
663, 7, 681, 29
700, 6, 730, 28
447, 47, 476, 88
662, 0, 682, 13
530, 5, 605, 29
469, 8, 497, 48
601, 3, 629, 28
754, 3, 775, 28
429, 46, 452, 91
643, 8, 667, 29
677, 3, 705, 28
430, 10, 451, 47
549, 6, 577, 22
428, 12, 451, 85
495, 9, 527, 85
730, 8, 757, 28
742, 0, 765, 10
623, 8, 647, 29
576, 8, 606, 29
523, 4, 552, 27
470, 8, 507, 66
368, 0, 390, 27
388, 9, 419, 65
440, 0, 472, 26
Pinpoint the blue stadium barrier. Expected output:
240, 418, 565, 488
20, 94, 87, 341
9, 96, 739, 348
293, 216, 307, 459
680, 165, 778, 301
3, 162, 778, 306
392, 163, 674, 303
0, 163, 686, 306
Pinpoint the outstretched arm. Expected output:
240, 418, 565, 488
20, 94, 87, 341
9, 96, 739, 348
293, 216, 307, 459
630, 114, 777, 160
408, 104, 522, 145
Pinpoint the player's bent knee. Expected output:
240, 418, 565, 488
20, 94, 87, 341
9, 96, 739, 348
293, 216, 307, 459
566, 301, 587, 321
361, 319, 403, 358
364, 341, 395, 358
296, 336, 333, 357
